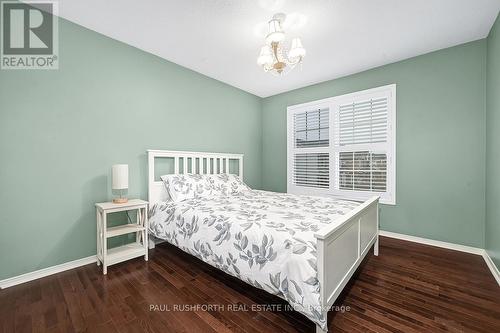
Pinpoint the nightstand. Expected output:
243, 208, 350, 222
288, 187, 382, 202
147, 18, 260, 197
95, 199, 149, 274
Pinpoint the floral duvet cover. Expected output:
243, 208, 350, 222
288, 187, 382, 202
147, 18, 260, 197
148, 189, 360, 329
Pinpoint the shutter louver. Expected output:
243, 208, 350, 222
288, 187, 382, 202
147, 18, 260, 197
294, 153, 329, 188
337, 151, 387, 192
337, 97, 388, 146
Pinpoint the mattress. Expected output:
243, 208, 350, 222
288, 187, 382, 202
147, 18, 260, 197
148, 189, 360, 329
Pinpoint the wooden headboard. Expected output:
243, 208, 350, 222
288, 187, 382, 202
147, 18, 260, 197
147, 149, 244, 205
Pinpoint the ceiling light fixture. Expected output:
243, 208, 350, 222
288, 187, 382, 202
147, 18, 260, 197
257, 13, 306, 75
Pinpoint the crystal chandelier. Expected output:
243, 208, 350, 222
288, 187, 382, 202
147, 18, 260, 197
257, 13, 306, 75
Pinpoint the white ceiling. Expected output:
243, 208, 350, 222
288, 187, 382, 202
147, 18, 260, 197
55, 0, 499, 97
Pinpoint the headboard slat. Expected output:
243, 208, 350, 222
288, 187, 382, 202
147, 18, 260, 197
174, 157, 179, 174
182, 157, 187, 174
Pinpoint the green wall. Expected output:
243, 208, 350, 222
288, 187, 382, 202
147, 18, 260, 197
0, 19, 262, 280
486, 14, 500, 268
1, 13, 498, 281
262, 40, 487, 248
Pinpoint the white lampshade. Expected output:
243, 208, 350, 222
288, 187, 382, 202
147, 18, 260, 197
257, 45, 273, 66
265, 19, 285, 44
112, 164, 128, 190
288, 37, 306, 59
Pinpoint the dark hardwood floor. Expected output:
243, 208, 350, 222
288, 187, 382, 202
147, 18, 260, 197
1, 236, 500, 333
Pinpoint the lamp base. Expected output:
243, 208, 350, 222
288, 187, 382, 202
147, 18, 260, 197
113, 198, 128, 204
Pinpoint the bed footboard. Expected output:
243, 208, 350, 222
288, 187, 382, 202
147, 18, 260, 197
314, 196, 379, 333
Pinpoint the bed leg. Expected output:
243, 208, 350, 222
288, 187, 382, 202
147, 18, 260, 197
316, 324, 328, 333
374, 235, 379, 256
148, 235, 156, 249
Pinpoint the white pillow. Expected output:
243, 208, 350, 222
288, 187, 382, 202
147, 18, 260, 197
160, 173, 250, 202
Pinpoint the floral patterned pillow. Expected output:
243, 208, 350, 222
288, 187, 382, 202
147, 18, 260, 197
161, 173, 250, 202
160, 174, 205, 202
207, 174, 251, 196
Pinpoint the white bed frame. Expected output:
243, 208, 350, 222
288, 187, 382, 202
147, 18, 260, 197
147, 149, 379, 333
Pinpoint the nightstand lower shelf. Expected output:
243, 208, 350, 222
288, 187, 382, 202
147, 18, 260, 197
98, 243, 146, 267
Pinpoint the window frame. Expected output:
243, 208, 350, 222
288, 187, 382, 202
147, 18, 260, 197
286, 84, 396, 205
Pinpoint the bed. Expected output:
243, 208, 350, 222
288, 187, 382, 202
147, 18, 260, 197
147, 150, 379, 333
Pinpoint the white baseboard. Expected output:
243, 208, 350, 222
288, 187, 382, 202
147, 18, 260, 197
2, 232, 499, 289
0, 255, 97, 289
380, 230, 500, 286
483, 251, 500, 286
379, 230, 484, 255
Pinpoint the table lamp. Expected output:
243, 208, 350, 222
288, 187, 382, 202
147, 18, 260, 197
112, 164, 128, 203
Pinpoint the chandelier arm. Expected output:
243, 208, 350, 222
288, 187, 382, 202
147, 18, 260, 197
286, 55, 302, 66
271, 42, 279, 62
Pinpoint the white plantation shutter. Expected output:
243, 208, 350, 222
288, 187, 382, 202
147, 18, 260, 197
336, 151, 387, 192
332, 93, 392, 202
293, 153, 329, 188
287, 84, 395, 204
337, 97, 388, 145
288, 106, 331, 193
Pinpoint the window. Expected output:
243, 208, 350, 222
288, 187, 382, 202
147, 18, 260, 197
294, 108, 329, 148
287, 84, 396, 204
